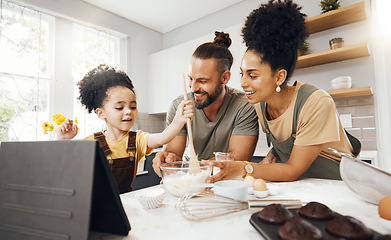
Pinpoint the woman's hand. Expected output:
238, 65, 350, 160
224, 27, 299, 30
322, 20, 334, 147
57, 118, 78, 140
260, 148, 278, 164
204, 160, 246, 183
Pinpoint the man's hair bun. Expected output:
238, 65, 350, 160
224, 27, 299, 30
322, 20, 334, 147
213, 31, 231, 49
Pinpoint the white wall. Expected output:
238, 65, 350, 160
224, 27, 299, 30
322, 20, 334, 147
19, 0, 163, 113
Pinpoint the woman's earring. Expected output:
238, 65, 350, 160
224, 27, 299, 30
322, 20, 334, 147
276, 85, 281, 92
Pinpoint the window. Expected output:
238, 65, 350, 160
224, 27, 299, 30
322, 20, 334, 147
72, 23, 121, 138
0, 1, 54, 141
0, 1, 124, 141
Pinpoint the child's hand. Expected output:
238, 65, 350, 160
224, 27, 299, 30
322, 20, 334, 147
175, 100, 194, 124
57, 118, 78, 140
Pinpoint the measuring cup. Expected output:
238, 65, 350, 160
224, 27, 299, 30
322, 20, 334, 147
213, 152, 233, 175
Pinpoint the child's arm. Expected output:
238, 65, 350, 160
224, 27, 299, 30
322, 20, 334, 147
56, 118, 78, 140
147, 100, 194, 148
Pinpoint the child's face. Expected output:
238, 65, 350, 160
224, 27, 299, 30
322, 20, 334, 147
240, 50, 279, 104
97, 86, 138, 134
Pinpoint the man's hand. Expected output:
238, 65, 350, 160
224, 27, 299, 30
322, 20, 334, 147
152, 151, 182, 177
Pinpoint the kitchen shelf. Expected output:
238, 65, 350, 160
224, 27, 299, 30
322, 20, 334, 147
305, 2, 366, 34
327, 86, 373, 98
296, 42, 370, 69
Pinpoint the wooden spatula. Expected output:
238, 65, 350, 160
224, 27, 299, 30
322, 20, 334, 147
182, 73, 200, 171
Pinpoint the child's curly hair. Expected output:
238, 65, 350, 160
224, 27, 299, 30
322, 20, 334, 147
242, 0, 308, 83
77, 64, 135, 113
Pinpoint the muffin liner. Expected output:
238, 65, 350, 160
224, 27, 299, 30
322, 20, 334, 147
135, 188, 165, 209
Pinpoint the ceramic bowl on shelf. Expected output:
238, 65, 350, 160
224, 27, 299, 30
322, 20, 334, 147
331, 76, 352, 90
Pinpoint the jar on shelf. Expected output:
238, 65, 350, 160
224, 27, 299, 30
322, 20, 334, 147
329, 37, 344, 50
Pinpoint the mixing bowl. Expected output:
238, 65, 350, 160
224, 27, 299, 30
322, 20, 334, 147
160, 161, 212, 197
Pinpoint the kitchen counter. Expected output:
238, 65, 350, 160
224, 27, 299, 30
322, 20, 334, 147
90, 178, 389, 239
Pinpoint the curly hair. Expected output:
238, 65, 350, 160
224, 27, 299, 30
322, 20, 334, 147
77, 64, 135, 113
192, 31, 234, 75
242, 0, 308, 83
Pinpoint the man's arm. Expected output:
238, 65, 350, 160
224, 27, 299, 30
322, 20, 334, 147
163, 135, 187, 157
228, 135, 258, 162
152, 135, 187, 176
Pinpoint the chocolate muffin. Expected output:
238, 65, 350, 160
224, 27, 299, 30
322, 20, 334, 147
298, 201, 335, 220
325, 215, 373, 239
278, 218, 323, 240
258, 203, 294, 224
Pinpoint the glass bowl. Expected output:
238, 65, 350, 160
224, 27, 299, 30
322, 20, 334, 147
160, 161, 212, 197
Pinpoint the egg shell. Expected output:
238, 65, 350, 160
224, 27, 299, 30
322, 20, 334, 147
244, 176, 256, 188
379, 196, 391, 220
253, 179, 268, 191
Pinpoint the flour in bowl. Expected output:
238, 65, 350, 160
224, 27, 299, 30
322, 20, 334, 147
163, 169, 211, 197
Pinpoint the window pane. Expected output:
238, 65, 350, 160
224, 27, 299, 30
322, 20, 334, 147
0, 74, 50, 141
0, 3, 52, 78
72, 24, 121, 138
0, 3, 54, 141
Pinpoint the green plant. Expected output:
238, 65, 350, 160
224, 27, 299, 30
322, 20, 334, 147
320, 0, 341, 13
301, 42, 310, 54
298, 41, 310, 56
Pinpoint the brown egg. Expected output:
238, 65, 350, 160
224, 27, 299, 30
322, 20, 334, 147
253, 179, 268, 191
244, 176, 256, 188
379, 196, 391, 220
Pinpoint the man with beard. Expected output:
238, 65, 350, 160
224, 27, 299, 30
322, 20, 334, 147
152, 31, 259, 176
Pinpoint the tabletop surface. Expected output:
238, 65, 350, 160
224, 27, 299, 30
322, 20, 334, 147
90, 178, 390, 239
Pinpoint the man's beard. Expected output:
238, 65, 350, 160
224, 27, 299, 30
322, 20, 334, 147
193, 81, 224, 109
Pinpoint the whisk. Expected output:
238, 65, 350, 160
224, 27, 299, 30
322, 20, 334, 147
175, 191, 302, 221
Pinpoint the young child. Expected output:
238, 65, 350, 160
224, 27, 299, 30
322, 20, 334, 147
57, 64, 194, 193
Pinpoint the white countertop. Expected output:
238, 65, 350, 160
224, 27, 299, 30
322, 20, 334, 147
90, 178, 390, 239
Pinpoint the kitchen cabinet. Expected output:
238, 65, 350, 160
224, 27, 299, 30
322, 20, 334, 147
148, 51, 168, 114
148, 35, 210, 114
132, 152, 161, 190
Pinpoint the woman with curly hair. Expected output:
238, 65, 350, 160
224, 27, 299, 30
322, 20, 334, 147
57, 64, 194, 193
207, 0, 361, 182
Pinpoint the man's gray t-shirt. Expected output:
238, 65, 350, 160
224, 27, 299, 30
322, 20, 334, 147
166, 86, 259, 160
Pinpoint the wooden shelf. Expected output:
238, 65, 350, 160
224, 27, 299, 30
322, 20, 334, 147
305, 2, 366, 34
296, 42, 370, 69
327, 86, 373, 98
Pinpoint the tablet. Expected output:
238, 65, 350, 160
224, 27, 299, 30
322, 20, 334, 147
0, 140, 131, 239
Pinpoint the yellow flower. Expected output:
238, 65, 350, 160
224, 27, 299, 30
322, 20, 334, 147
48, 124, 54, 132
42, 114, 77, 135
53, 113, 66, 126
42, 122, 54, 135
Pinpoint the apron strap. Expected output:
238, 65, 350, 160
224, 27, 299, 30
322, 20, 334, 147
292, 83, 319, 134
258, 102, 272, 147
127, 131, 137, 152
94, 131, 112, 155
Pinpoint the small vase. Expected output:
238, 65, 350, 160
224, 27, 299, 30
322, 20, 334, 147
329, 38, 344, 50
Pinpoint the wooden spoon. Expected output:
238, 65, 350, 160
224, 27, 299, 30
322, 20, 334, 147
182, 73, 200, 172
